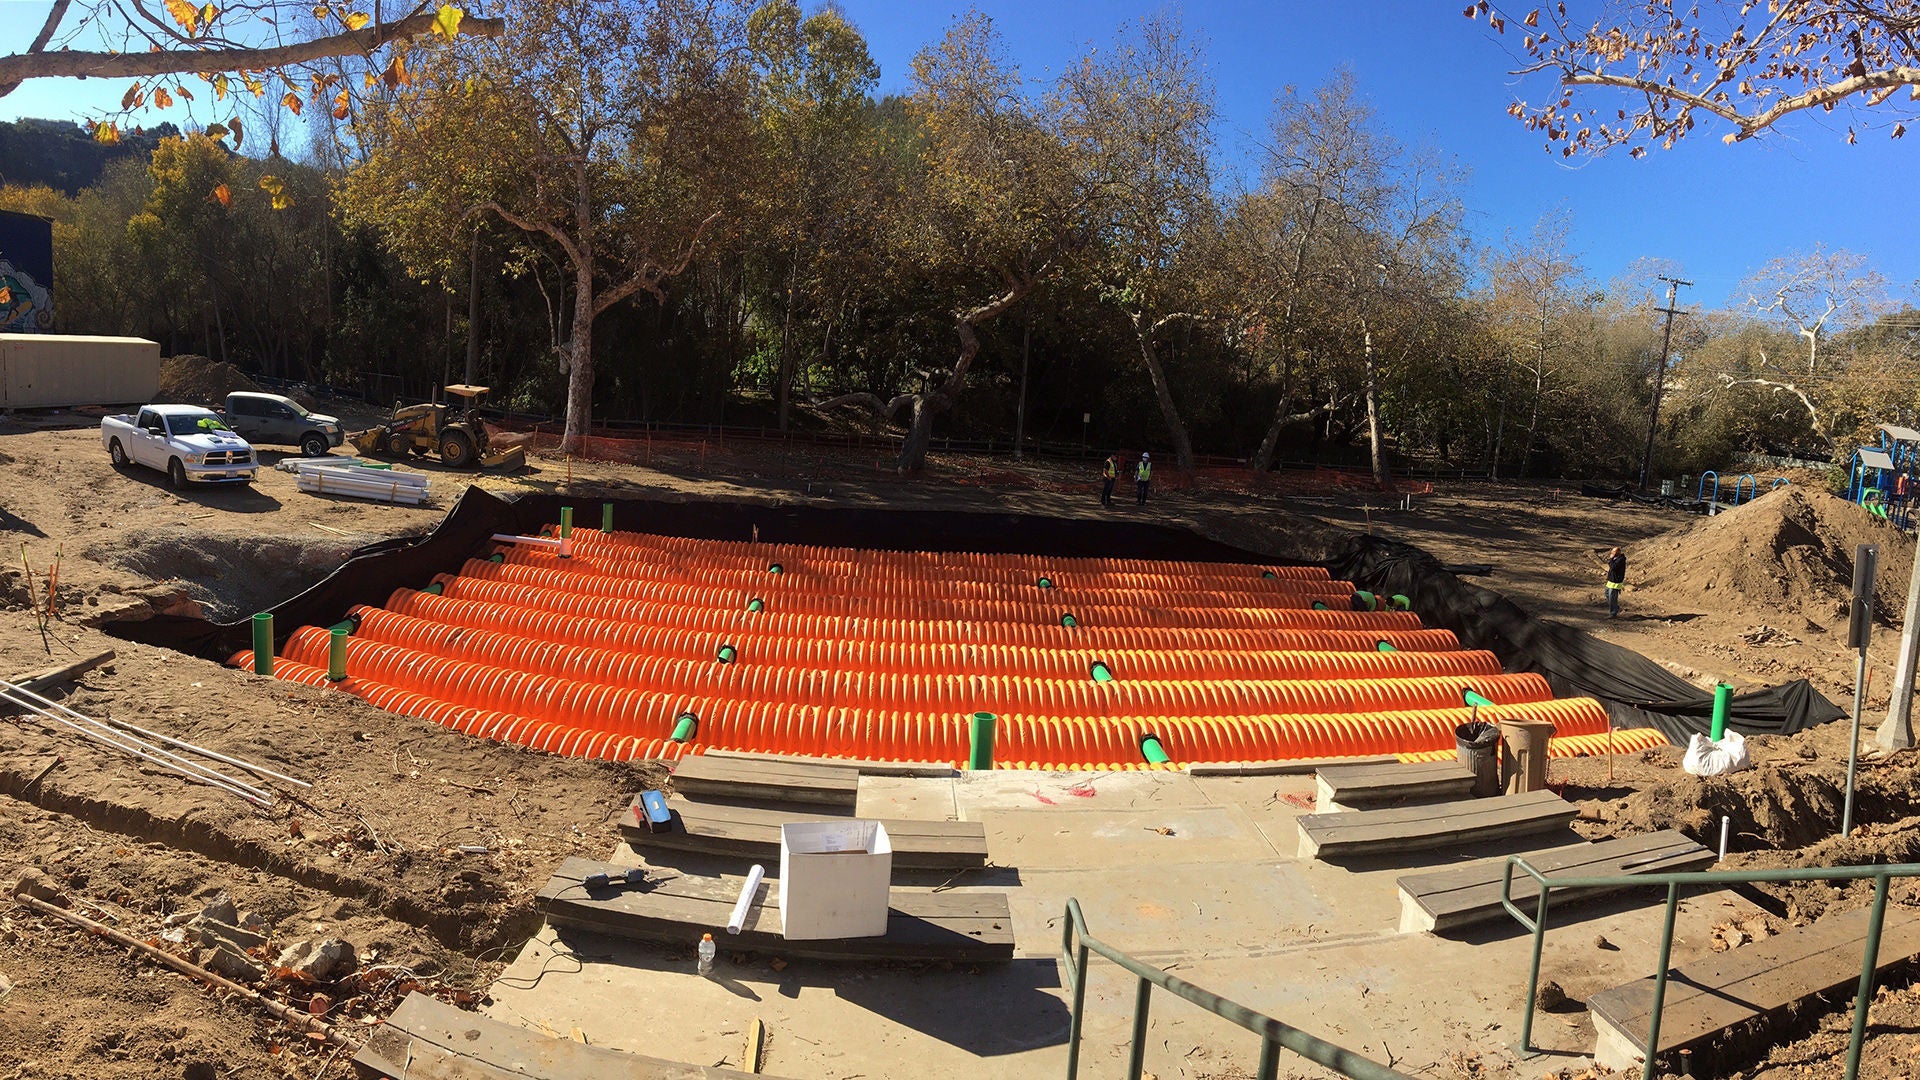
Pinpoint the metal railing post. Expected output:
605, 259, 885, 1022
1256, 1037, 1281, 1080
1642, 882, 1682, 1080
1846, 872, 1892, 1079
1127, 977, 1153, 1079
1521, 882, 1550, 1052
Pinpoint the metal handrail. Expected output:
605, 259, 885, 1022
1059, 898, 1409, 1080
1501, 856, 1920, 1080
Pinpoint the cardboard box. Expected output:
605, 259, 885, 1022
778, 820, 892, 940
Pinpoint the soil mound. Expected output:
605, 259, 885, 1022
1628, 486, 1913, 626
156, 355, 261, 406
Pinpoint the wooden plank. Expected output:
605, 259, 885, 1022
1296, 789, 1575, 860
1589, 907, 1920, 1072
1186, 754, 1399, 777
2, 650, 115, 714
618, 797, 988, 870
353, 991, 778, 1079
538, 857, 1014, 964
1395, 830, 1715, 934
671, 756, 858, 808
701, 748, 956, 778
1314, 760, 1475, 812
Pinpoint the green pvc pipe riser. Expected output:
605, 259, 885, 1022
1391, 594, 1412, 611
1090, 662, 1114, 683
327, 627, 349, 681
327, 619, 357, 635
559, 506, 573, 539
1711, 682, 1733, 740
747, 598, 765, 613
1311, 601, 1329, 610
1354, 590, 1377, 611
1376, 640, 1397, 653
1463, 690, 1495, 709
968, 712, 997, 771
423, 582, 446, 596
1261, 570, 1277, 579
1140, 734, 1170, 765
487, 552, 505, 563
250, 612, 274, 677
671, 713, 698, 743
717, 644, 737, 664
1060, 613, 1078, 628
768, 563, 783, 575
602, 503, 613, 533
1037, 577, 1053, 589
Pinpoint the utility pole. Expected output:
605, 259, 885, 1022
1639, 274, 1692, 491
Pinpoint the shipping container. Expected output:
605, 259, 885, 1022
0, 334, 161, 409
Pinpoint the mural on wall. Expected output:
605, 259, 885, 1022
0, 209, 54, 333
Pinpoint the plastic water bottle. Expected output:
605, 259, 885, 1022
697, 932, 716, 976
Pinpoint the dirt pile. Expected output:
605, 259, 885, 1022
156, 354, 261, 406
1628, 486, 1913, 628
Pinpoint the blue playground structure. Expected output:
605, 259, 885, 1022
1695, 470, 1781, 515
1848, 424, 1920, 528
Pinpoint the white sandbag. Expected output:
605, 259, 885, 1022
1683, 731, 1751, 777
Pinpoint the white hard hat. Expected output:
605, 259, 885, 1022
1141, 452, 1150, 459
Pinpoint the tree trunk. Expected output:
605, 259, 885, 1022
1250, 198, 1322, 473
1362, 322, 1386, 487
1014, 310, 1030, 461
1522, 365, 1544, 479
561, 263, 596, 452
775, 265, 797, 432
1133, 312, 1195, 472
895, 284, 1030, 472
899, 395, 936, 472
465, 230, 480, 385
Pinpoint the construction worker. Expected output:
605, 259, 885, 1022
1135, 452, 1152, 506
1599, 546, 1627, 618
1100, 452, 1118, 507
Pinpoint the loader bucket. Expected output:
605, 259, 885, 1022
481, 445, 527, 472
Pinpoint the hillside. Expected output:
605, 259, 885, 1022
0, 118, 177, 195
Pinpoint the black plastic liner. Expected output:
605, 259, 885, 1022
1323, 534, 1843, 742
107, 485, 1843, 742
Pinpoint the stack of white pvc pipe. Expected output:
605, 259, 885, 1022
0, 677, 308, 807
297, 463, 429, 506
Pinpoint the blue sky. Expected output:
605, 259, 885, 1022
2, 0, 1908, 309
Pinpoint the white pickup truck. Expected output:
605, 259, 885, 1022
101, 405, 258, 489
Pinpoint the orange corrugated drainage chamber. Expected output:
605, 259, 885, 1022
228, 520, 1664, 769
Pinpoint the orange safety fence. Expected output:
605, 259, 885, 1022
385, 587, 1461, 655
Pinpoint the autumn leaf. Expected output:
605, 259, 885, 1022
1524, 8, 1539, 26
164, 0, 200, 34
93, 121, 120, 145
154, 87, 175, 109
432, 3, 463, 40
214, 74, 229, 100
271, 193, 294, 210
311, 3, 327, 18
122, 83, 144, 110
344, 11, 370, 30
382, 54, 411, 88
333, 90, 351, 120
0, 286, 11, 306
210, 183, 231, 208
243, 72, 266, 97
201, 3, 217, 28
175, 83, 194, 101
228, 116, 244, 147
281, 91, 304, 116
204, 122, 228, 139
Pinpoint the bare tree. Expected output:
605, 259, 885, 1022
1741, 246, 1890, 375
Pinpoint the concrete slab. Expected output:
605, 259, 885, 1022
493, 769, 1781, 1080
981, 803, 1281, 869
853, 775, 957, 821
1189, 771, 1318, 810
951, 769, 1213, 818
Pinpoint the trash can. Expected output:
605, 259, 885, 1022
1454, 721, 1501, 797
1500, 718, 1556, 795
1660, 479, 1676, 497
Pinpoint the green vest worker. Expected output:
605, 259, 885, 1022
1100, 453, 1118, 507
1135, 452, 1152, 505
1601, 546, 1626, 618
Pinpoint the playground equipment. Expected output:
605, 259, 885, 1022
1695, 471, 1783, 515
1848, 424, 1920, 527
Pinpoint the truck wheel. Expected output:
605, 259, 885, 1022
109, 439, 129, 468
439, 430, 476, 468
167, 458, 188, 490
300, 432, 329, 457
385, 432, 411, 457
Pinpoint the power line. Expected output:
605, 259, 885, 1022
1641, 274, 1693, 491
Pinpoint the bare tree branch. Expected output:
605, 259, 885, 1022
0, 10, 504, 99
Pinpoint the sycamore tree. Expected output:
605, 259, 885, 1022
820, 11, 1085, 472
1, 1, 501, 145
1470, 1, 1920, 152
340, 0, 752, 449
1056, 11, 1215, 472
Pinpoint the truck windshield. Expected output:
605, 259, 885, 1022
165, 410, 225, 435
